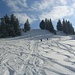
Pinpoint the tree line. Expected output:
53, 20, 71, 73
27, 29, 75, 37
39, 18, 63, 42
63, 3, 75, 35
0, 14, 30, 38
39, 18, 75, 35
0, 14, 75, 38
39, 18, 56, 34
0, 14, 21, 37
57, 19, 74, 35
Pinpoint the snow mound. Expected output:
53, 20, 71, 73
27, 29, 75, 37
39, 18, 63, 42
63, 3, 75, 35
56, 31, 67, 36
22, 29, 54, 40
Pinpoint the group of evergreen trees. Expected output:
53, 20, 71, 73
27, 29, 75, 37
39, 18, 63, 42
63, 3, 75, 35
40, 18, 75, 35
0, 14, 31, 38
0, 14, 21, 38
57, 19, 74, 35
0, 14, 75, 38
39, 18, 56, 34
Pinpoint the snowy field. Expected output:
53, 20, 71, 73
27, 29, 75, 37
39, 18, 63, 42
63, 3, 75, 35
0, 29, 75, 75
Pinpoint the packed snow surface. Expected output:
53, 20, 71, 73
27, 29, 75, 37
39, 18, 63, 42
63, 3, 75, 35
0, 29, 75, 75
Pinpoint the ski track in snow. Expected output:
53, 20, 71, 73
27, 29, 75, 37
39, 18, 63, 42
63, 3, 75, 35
0, 30, 75, 75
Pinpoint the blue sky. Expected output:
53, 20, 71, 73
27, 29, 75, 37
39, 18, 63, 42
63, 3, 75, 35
0, 0, 75, 29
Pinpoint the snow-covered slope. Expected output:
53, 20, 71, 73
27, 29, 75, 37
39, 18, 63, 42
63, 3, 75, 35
21, 29, 54, 40
0, 29, 75, 75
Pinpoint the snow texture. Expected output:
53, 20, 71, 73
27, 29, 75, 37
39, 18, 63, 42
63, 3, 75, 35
0, 29, 75, 75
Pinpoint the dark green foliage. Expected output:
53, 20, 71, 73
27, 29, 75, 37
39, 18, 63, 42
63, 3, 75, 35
62, 19, 66, 33
0, 14, 21, 38
10, 14, 16, 25
6, 24, 15, 37
68, 22, 74, 34
4, 14, 10, 24
0, 18, 8, 37
48, 19, 55, 33
57, 19, 62, 31
39, 18, 56, 35
45, 18, 49, 30
39, 20, 45, 29
10, 14, 21, 36
62, 19, 74, 35
56, 19, 74, 35
14, 19, 21, 36
24, 19, 30, 32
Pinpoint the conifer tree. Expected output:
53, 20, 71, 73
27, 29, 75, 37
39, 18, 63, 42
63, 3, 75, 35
66, 21, 74, 34
0, 18, 8, 37
24, 19, 30, 32
45, 18, 49, 30
48, 19, 55, 33
0, 14, 21, 37
62, 19, 74, 35
14, 19, 21, 36
39, 20, 45, 29
62, 19, 67, 34
57, 19, 62, 31
39, 18, 56, 34
4, 14, 10, 24
10, 14, 16, 25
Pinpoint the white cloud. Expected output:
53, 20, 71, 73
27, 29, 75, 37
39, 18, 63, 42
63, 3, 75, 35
14, 13, 37, 24
2, 0, 75, 26
30, 0, 50, 11
37, 0, 75, 21
2, 0, 38, 24
39, 6, 74, 21
60, 0, 67, 5
3, 0, 27, 12
30, 0, 67, 11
